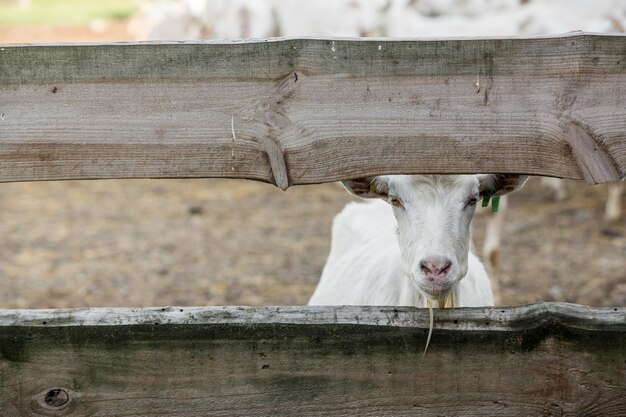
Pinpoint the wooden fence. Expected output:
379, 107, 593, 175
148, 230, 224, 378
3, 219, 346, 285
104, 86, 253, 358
1, 303, 625, 416
0, 33, 625, 416
1, 33, 625, 188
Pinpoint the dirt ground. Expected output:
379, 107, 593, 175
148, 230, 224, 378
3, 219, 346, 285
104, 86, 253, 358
1, 22, 624, 309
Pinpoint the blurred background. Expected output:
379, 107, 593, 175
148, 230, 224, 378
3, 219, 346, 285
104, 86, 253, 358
0, 0, 624, 308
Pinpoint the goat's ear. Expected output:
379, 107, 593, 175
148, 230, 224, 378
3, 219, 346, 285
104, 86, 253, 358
342, 177, 389, 199
478, 174, 529, 198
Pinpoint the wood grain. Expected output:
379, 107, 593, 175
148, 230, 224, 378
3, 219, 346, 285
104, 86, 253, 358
1, 33, 625, 186
0, 303, 624, 416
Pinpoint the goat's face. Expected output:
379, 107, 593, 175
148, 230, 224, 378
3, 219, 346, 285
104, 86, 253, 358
388, 176, 477, 299
342, 174, 528, 301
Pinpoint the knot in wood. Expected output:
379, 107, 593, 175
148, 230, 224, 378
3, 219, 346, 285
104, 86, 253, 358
561, 93, 577, 110
555, 91, 577, 111
264, 108, 289, 130
44, 388, 69, 407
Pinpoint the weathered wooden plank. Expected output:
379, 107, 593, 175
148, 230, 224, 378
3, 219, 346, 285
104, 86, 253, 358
1, 33, 625, 187
0, 303, 624, 416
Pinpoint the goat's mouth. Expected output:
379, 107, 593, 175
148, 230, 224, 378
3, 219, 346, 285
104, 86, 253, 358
416, 283, 454, 300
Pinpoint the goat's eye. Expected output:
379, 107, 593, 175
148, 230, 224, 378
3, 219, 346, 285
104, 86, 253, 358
389, 196, 403, 208
466, 196, 478, 207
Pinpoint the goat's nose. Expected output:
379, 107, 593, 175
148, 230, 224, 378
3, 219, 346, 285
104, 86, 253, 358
419, 257, 452, 282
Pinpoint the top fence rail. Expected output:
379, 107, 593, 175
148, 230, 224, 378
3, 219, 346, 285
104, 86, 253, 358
1, 33, 625, 188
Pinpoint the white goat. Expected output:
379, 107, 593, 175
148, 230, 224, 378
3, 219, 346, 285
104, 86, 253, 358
309, 174, 528, 307
605, 183, 624, 222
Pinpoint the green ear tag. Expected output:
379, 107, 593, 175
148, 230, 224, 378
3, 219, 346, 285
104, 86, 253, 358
481, 192, 491, 207
491, 196, 500, 213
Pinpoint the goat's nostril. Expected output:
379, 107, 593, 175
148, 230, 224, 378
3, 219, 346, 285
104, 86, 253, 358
420, 257, 452, 277
420, 261, 432, 274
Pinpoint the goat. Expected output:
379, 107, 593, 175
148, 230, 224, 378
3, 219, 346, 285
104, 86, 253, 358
606, 183, 624, 223
309, 174, 528, 308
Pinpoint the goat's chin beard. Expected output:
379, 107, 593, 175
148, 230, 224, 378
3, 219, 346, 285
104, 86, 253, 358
418, 283, 451, 298
417, 287, 455, 308
424, 289, 455, 308
409, 277, 456, 308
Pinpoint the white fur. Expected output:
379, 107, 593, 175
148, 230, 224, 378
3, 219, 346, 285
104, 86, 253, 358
129, 1, 626, 42
605, 182, 624, 223
309, 175, 495, 307
478, 195, 508, 305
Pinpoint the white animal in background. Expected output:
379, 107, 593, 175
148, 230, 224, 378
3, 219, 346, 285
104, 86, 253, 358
309, 174, 528, 307
605, 183, 624, 222
129, 0, 391, 40
129, 0, 278, 40
129, 0, 626, 41
539, 178, 624, 222
383, 0, 625, 38
209, 0, 279, 39
128, 0, 210, 40
539, 177, 569, 202
272, 0, 390, 37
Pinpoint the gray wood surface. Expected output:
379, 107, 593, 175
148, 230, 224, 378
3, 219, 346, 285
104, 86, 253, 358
1, 33, 625, 187
1, 302, 624, 416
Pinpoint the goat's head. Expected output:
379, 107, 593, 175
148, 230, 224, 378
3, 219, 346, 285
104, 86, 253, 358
342, 174, 528, 301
